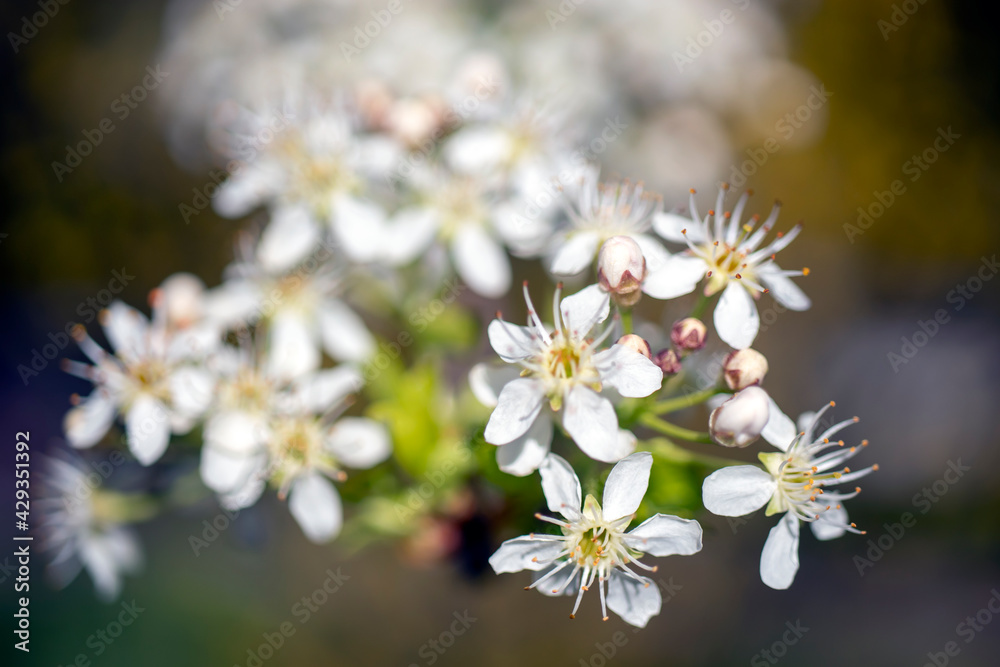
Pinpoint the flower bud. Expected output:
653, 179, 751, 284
709, 386, 770, 448
616, 334, 651, 359
722, 348, 769, 391
158, 273, 205, 329
670, 318, 707, 351
652, 348, 682, 375
597, 236, 646, 306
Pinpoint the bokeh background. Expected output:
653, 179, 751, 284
3, 0, 1000, 665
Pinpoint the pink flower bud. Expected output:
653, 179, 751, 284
722, 349, 769, 391
652, 348, 682, 375
597, 236, 646, 306
670, 318, 707, 351
616, 334, 651, 359
709, 386, 770, 448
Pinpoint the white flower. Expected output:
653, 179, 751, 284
489, 453, 702, 628
550, 168, 670, 278
702, 401, 877, 589
651, 185, 811, 349
38, 452, 144, 601
199, 356, 390, 544
204, 241, 375, 380
62, 297, 218, 465
376, 172, 514, 298
474, 283, 662, 475
213, 102, 400, 271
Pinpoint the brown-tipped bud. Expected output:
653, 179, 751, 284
670, 318, 707, 351
616, 334, 651, 359
722, 348, 769, 391
159, 272, 205, 329
709, 386, 770, 448
652, 348, 682, 375
597, 236, 646, 307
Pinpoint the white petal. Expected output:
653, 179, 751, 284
199, 443, 259, 494
641, 256, 706, 300
811, 506, 848, 541
758, 264, 811, 312
444, 126, 511, 174
702, 465, 776, 517
202, 280, 261, 329
652, 212, 706, 244
487, 319, 542, 363
625, 515, 703, 556
212, 166, 278, 218
318, 299, 375, 363
326, 417, 391, 469
267, 311, 319, 380
609, 429, 639, 460
602, 451, 652, 520
760, 513, 801, 590
452, 225, 511, 298
559, 284, 610, 338
539, 453, 582, 519
594, 345, 663, 398
219, 462, 268, 511
496, 412, 552, 477
281, 367, 362, 415
606, 569, 662, 628
469, 363, 522, 408
169, 366, 215, 422
256, 205, 321, 273
534, 563, 580, 597
330, 196, 387, 263
64, 391, 117, 449
550, 231, 601, 275
102, 301, 147, 361
631, 234, 670, 272
125, 394, 170, 465
563, 387, 620, 462
204, 411, 267, 457
288, 473, 343, 543
488, 536, 564, 574
381, 207, 438, 264
714, 281, 759, 350
484, 379, 545, 445
80, 527, 141, 602
761, 395, 797, 452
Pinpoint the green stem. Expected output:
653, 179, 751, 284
652, 385, 728, 415
639, 413, 715, 444
642, 438, 748, 470
620, 307, 633, 335
689, 293, 711, 319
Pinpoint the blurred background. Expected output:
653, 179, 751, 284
2, 0, 1000, 665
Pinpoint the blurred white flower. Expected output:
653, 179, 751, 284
474, 283, 661, 475
39, 452, 145, 602
62, 295, 218, 465
651, 185, 810, 349
703, 402, 877, 589
489, 453, 702, 628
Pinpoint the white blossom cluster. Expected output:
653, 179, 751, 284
40, 0, 875, 630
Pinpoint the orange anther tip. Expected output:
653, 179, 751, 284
829, 401, 836, 407
802, 268, 811, 276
